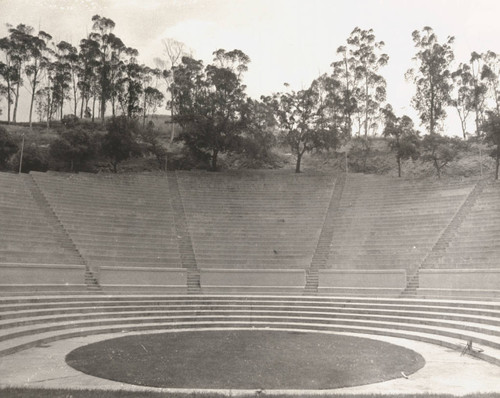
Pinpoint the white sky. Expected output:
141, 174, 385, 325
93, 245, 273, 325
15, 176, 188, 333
1, 0, 500, 135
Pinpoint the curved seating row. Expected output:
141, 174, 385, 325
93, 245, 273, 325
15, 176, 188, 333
176, 171, 336, 269
0, 173, 81, 265
326, 174, 477, 273
31, 172, 182, 271
0, 294, 499, 368
0, 171, 498, 298
435, 182, 500, 268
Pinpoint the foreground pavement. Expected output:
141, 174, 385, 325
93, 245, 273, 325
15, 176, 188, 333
0, 328, 499, 396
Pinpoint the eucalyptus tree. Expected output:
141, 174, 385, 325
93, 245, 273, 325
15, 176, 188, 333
450, 63, 475, 138
143, 86, 164, 125
481, 51, 500, 115
23, 30, 52, 128
331, 44, 357, 137
107, 37, 127, 117
348, 27, 389, 136
89, 15, 117, 123
56, 41, 80, 116
469, 52, 488, 135
420, 134, 466, 178
331, 27, 388, 137
78, 37, 100, 119
406, 26, 455, 135
141, 66, 163, 126
0, 36, 19, 123
268, 82, 339, 173
154, 38, 189, 142
481, 111, 500, 179
171, 50, 250, 171
311, 73, 345, 136
382, 105, 420, 177
51, 42, 74, 120
241, 98, 277, 161
2, 24, 34, 123
116, 49, 146, 119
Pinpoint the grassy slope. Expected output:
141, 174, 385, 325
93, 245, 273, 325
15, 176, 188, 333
2, 121, 497, 179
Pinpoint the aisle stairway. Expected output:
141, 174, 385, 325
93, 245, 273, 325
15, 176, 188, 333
305, 173, 346, 294
167, 172, 200, 293
326, 175, 476, 272
431, 181, 500, 269
402, 179, 488, 297
0, 173, 82, 266
31, 172, 182, 273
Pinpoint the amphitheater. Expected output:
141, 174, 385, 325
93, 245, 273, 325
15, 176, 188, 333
1, 169, 500, 395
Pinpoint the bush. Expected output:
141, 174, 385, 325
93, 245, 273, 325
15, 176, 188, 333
0, 127, 18, 170
12, 144, 49, 173
49, 128, 97, 172
101, 116, 142, 173
348, 136, 373, 173
139, 122, 168, 171
420, 134, 468, 178
61, 114, 79, 128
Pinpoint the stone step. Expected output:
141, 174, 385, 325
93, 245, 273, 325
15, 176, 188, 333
1, 313, 500, 366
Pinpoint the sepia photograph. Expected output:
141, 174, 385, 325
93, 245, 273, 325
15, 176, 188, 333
0, 0, 499, 397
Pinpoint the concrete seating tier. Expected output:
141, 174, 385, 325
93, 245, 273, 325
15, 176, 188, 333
431, 183, 500, 269
0, 295, 499, 368
0, 173, 81, 265
176, 171, 336, 269
31, 172, 182, 271
326, 174, 476, 273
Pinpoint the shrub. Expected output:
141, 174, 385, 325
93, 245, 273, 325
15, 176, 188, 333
49, 128, 97, 172
0, 127, 18, 170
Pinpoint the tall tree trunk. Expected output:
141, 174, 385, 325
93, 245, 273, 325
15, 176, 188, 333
46, 84, 52, 129
295, 152, 302, 173
13, 82, 20, 123
170, 80, 175, 143
429, 78, 435, 135
474, 105, 482, 137
28, 71, 37, 129
72, 74, 78, 116
6, 80, 11, 124
100, 94, 106, 124
434, 158, 441, 179
80, 95, 85, 118
92, 95, 96, 123
496, 147, 499, 180
343, 54, 352, 138
456, 108, 467, 139
211, 149, 218, 171
397, 156, 401, 178
364, 76, 369, 137
29, 93, 35, 129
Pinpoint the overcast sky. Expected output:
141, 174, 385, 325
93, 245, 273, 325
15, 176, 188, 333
1, 0, 500, 135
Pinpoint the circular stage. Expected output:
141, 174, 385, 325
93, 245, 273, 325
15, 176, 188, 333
66, 330, 425, 389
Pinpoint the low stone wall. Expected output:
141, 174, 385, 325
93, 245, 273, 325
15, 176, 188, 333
99, 266, 187, 293
200, 268, 306, 294
418, 269, 500, 299
0, 263, 86, 292
318, 269, 407, 297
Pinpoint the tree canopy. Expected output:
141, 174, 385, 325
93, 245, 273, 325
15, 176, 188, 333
171, 50, 250, 171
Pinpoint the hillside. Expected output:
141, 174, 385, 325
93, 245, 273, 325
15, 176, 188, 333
1, 120, 497, 181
